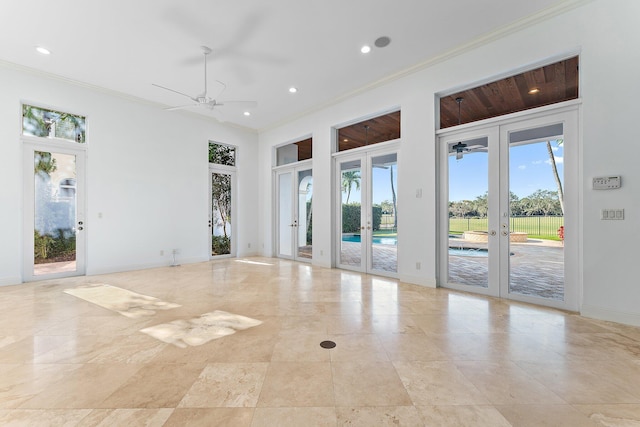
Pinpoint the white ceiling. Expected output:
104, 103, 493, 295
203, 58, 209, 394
0, 0, 574, 131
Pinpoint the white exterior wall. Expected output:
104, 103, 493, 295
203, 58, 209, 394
0, 64, 259, 284
258, 0, 640, 325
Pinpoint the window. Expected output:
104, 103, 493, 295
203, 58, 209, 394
276, 137, 312, 166
439, 56, 579, 129
22, 104, 86, 143
208, 142, 236, 166
337, 110, 400, 152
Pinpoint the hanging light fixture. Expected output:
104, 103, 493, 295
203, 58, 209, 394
453, 97, 466, 160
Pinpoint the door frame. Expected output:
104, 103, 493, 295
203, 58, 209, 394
209, 164, 237, 259
437, 103, 580, 311
273, 160, 313, 262
334, 142, 400, 278
23, 136, 87, 282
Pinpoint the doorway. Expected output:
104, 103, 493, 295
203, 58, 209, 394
275, 162, 313, 261
209, 167, 236, 258
23, 142, 86, 281
335, 147, 398, 277
438, 107, 578, 311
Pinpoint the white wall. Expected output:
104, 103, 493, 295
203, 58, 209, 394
0, 64, 259, 284
258, 0, 640, 325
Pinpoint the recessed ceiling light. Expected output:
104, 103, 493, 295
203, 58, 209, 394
289, 87, 298, 93
243, 111, 251, 116
528, 88, 540, 94
343, 139, 349, 142
35, 46, 51, 55
360, 45, 371, 54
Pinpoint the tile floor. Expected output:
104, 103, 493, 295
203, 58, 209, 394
1, 257, 640, 426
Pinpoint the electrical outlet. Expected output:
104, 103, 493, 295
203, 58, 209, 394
248, 243, 251, 248
416, 262, 421, 270
160, 250, 164, 256
172, 248, 180, 254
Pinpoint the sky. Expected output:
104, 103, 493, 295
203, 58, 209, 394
449, 140, 563, 201
339, 140, 563, 205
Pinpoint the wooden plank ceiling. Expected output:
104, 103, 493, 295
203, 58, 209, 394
440, 56, 578, 128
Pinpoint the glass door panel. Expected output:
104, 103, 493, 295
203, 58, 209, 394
446, 136, 490, 288
507, 131, 565, 301
297, 169, 313, 260
26, 145, 85, 281
277, 171, 294, 258
339, 159, 362, 268
276, 167, 313, 261
211, 171, 232, 256
33, 151, 78, 276
371, 153, 397, 273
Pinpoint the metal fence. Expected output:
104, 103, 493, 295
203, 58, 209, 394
449, 216, 564, 238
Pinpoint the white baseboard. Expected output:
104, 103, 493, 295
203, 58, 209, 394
87, 256, 208, 276
399, 274, 437, 288
0, 276, 22, 286
581, 304, 640, 327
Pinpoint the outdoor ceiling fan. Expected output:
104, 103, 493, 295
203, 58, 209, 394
450, 141, 486, 160
152, 46, 257, 115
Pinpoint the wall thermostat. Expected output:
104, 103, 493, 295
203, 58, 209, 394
593, 176, 621, 190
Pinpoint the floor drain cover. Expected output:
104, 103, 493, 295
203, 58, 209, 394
320, 340, 336, 349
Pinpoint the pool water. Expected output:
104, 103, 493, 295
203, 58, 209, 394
448, 247, 488, 257
342, 235, 397, 245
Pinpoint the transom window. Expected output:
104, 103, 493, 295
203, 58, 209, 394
337, 110, 400, 152
276, 137, 312, 166
22, 104, 86, 143
209, 142, 236, 166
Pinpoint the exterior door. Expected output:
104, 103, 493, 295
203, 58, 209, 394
23, 141, 86, 281
209, 167, 236, 258
439, 106, 578, 311
336, 148, 398, 277
275, 163, 313, 261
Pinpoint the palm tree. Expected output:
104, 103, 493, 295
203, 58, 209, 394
547, 139, 564, 215
342, 171, 361, 204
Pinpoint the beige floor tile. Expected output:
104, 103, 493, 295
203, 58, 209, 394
380, 333, 449, 361
271, 333, 331, 362
516, 360, 640, 404
257, 362, 334, 407
1, 257, 640, 425
329, 334, 389, 362
0, 409, 92, 427
393, 360, 488, 406
573, 404, 640, 426
416, 405, 512, 427
252, 407, 336, 427
163, 408, 254, 427
496, 404, 598, 426
336, 406, 423, 426
332, 361, 412, 407
77, 408, 173, 426
179, 363, 268, 408
455, 360, 565, 405
100, 363, 204, 408
19, 364, 142, 409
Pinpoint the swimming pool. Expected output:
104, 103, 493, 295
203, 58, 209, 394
342, 235, 397, 245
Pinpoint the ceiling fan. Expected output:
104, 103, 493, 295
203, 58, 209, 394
152, 46, 257, 115
450, 141, 487, 160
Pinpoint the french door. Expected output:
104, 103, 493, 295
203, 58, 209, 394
335, 147, 398, 277
209, 166, 236, 258
438, 107, 578, 311
275, 162, 313, 261
23, 141, 86, 281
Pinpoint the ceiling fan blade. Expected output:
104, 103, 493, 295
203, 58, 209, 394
152, 83, 196, 101
164, 104, 199, 111
216, 100, 258, 108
